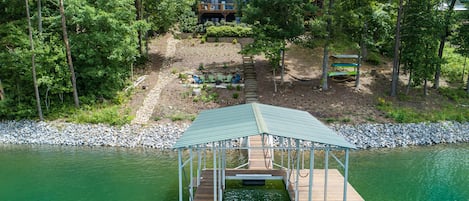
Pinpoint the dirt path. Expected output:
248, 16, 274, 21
131, 34, 179, 124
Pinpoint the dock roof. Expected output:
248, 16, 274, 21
174, 103, 355, 149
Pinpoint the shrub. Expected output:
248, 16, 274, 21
232, 93, 239, 99
366, 52, 382, 65
206, 25, 253, 38
232, 38, 238, 44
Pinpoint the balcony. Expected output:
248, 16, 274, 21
198, 2, 237, 14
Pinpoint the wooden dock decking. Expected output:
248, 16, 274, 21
288, 169, 364, 201
193, 169, 364, 201
248, 135, 273, 169
194, 169, 285, 201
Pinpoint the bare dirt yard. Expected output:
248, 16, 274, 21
128, 35, 452, 125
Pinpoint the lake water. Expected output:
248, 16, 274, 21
0, 143, 468, 201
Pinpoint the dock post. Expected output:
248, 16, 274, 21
343, 149, 350, 201
324, 145, 330, 201
213, 142, 217, 201
178, 148, 183, 201
190, 148, 194, 201
295, 139, 300, 201
309, 146, 315, 201
197, 146, 202, 186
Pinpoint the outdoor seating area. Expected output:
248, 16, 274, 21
191, 62, 243, 85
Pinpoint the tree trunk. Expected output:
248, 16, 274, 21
391, 0, 404, 97
59, 0, 79, 108
281, 47, 285, 84
406, 69, 412, 95
38, 0, 42, 34
467, 68, 469, 94
135, 0, 143, 55
434, 0, 456, 89
26, 0, 44, 121
273, 68, 277, 93
424, 78, 428, 96
321, 0, 334, 91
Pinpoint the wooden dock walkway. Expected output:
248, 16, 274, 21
194, 169, 284, 201
242, 56, 274, 170
193, 169, 364, 201
248, 135, 273, 169
288, 169, 364, 201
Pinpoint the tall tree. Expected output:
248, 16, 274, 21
321, 0, 333, 91
25, 0, 44, 120
400, 0, 442, 96
242, 0, 312, 87
434, 0, 457, 89
59, 0, 79, 107
38, 0, 43, 33
452, 12, 469, 93
391, 0, 404, 97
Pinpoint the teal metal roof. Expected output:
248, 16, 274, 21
174, 103, 355, 149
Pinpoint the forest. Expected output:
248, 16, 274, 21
1, 0, 468, 121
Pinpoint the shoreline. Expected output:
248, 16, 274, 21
1, 120, 468, 149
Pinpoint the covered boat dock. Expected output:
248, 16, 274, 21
174, 103, 364, 201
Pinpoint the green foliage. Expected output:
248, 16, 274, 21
168, 113, 196, 122
70, 105, 132, 126
0, 0, 146, 120
366, 51, 382, 65
400, 0, 443, 89
441, 45, 467, 83
439, 87, 469, 104
178, 9, 198, 33
144, 0, 194, 33
376, 97, 469, 123
206, 25, 253, 38
232, 93, 239, 99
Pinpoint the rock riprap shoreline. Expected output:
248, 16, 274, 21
0, 120, 188, 149
1, 120, 468, 149
332, 121, 469, 149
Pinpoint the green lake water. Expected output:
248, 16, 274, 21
0, 143, 468, 201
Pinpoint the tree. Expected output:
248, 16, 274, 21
434, 0, 457, 89
242, 0, 312, 88
391, 0, 404, 97
321, 0, 333, 91
59, 0, 79, 107
400, 0, 442, 96
25, 0, 44, 120
38, 0, 43, 33
452, 13, 469, 93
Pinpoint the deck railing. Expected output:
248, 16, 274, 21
198, 3, 237, 12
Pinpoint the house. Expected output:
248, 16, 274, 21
197, 0, 238, 23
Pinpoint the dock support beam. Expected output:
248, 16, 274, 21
295, 139, 300, 201
309, 146, 315, 201
343, 149, 350, 201
324, 146, 329, 201
213, 142, 217, 201
178, 148, 183, 201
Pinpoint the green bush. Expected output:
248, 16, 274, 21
232, 93, 239, 99
366, 52, 382, 65
70, 105, 132, 126
206, 25, 253, 38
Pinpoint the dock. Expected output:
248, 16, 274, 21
193, 169, 364, 201
288, 169, 364, 201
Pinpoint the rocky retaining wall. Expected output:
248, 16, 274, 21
1, 121, 468, 149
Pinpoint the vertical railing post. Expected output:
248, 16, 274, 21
197, 145, 202, 186
213, 142, 217, 201
190, 147, 193, 201
295, 139, 300, 201
324, 146, 329, 201
178, 148, 183, 201
308, 146, 315, 201
343, 149, 350, 201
